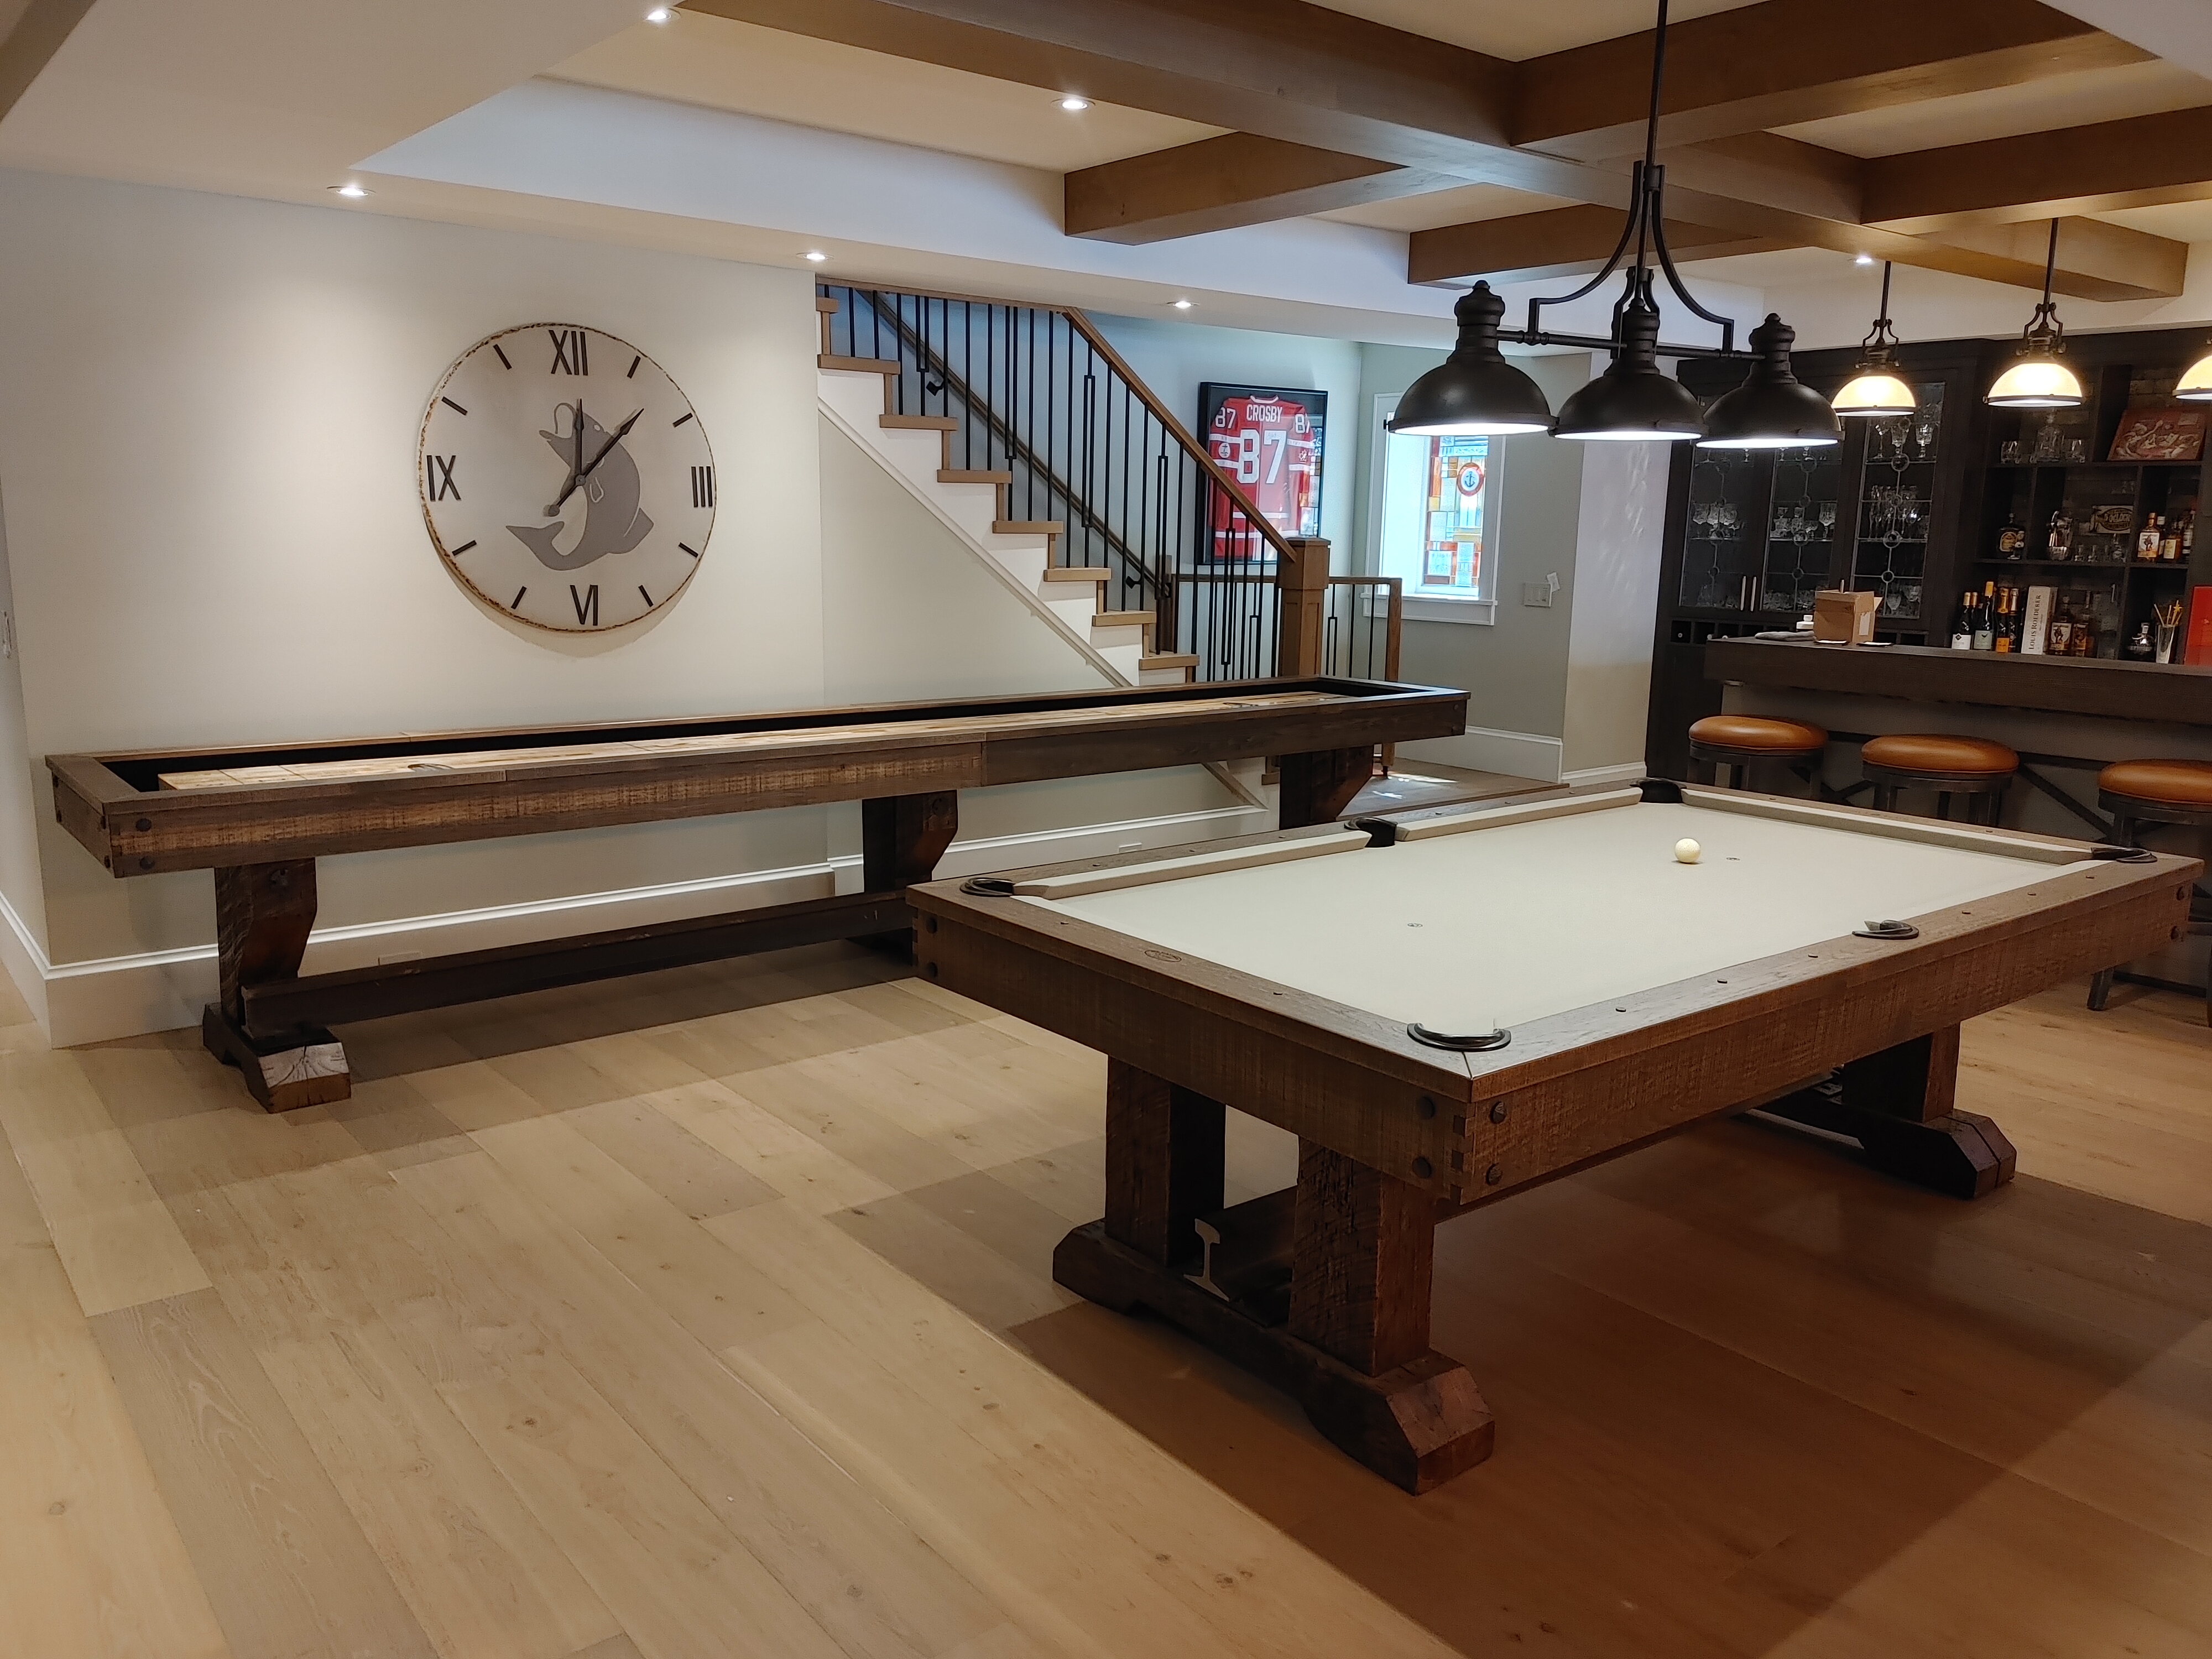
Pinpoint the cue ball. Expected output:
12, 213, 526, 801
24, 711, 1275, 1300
1674, 838, 1702, 864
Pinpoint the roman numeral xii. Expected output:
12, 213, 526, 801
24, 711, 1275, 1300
549, 328, 589, 375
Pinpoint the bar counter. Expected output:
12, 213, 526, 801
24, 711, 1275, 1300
1704, 637, 2212, 727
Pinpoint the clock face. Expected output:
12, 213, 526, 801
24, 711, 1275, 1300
418, 324, 716, 632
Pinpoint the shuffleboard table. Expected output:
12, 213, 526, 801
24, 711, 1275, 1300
47, 677, 1465, 1110
908, 781, 2199, 1492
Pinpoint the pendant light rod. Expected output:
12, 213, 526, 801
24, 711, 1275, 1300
1863, 260, 1900, 355
1501, 0, 1738, 358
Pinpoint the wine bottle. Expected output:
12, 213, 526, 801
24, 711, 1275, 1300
1950, 589, 1976, 650
1993, 588, 2014, 653
1973, 582, 1996, 651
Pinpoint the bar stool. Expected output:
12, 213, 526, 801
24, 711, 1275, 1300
1860, 734, 2018, 825
2087, 759, 2212, 1024
1686, 716, 1827, 794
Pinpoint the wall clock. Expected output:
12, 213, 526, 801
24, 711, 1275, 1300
418, 323, 716, 632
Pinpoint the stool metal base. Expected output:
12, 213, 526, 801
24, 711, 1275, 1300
1688, 740, 1824, 797
1863, 762, 2013, 827
2086, 796, 2211, 1026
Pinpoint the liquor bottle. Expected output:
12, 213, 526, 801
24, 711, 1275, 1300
2048, 595, 2075, 656
2187, 513, 2198, 564
1950, 589, 1977, 650
1973, 581, 1996, 651
2163, 514, 2184, 561
1997, 514, 2028, 559
2009, 591, 2029, 653
2047, 512, 2073, 561
2138, 513, 2164, 560
2126, 622, 2157, 660
1992, 588, 2015, 653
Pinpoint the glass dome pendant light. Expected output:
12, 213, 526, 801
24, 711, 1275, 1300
2176, 336, 2212, 401
1985, 220, 2085, 409
1830, 260, 1916, 418
1393, 0, 1829, 446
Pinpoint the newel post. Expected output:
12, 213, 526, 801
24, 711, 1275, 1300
1277, 536, 1331, 678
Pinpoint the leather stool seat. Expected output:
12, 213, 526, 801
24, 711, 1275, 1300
1861, 734, 2018, 775
2100, 758, 2212, 809
1687, 715, 1826, 755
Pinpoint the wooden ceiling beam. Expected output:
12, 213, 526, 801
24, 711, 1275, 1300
0, 0, 96, 125
1410, 205, 2183, 302
1512, 0, 2147, 160
1065, 134, 1459, 243
1863, 105, 2212, 231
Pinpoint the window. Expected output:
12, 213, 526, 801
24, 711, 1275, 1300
1373, 394, 1499, 624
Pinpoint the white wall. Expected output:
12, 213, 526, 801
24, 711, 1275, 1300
1562, 442, 1668, 779
0, 169, 830, 982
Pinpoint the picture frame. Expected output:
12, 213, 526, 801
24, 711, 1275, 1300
2107, 405, 2208, 463
1198, 383, 1327, 561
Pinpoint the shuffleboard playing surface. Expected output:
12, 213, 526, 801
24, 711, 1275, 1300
1025, 794, 2094, 1035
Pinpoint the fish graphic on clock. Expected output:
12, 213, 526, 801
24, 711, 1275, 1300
508, 401, 654, 572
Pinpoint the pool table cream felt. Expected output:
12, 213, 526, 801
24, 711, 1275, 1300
1021, 794, 2094, 1037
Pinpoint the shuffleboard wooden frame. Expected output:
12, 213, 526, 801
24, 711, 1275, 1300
45, 677, 1467, 1113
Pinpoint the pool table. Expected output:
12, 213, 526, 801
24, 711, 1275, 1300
909, 781, 2199, 1491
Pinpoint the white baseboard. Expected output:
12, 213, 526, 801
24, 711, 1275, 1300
1561, 761, 1651, 790
1395, 726, 1563, 784
13, 801, 1272, 1048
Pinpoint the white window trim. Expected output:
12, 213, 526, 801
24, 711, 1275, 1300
1368, 393, 1498, 627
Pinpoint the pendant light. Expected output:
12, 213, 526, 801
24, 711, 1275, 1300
1985, 220, 2084, 409
2176, 340, 2212, 401
1698, 314, 1841, 448
1389, 283, 1553, 436
1395, 0, 1824, 446
1553, 283, 1705, 441
1830, 260, 1915, 418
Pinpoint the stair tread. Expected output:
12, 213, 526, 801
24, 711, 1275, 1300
881, 414, 960, 430
1141, 653, 1200, 668
815, 295, 841, 313
821, 354, 899, 374
1092, 611, 1152, 627
994, 519, 1067, 535
938, 469, 1013, 484
1042, 566, 1110, 583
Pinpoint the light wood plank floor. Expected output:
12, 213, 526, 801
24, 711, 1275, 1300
1, 946, 2206, 1658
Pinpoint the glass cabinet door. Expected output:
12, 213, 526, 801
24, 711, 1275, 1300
1762, 446, 1843, 614
1677, 451, 1769, 612
1848, 382, 1944, 623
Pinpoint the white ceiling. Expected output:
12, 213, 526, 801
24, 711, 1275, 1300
551, 13, 1224, 172
2041, 0, 2212, 79
1306, 0, 1759, 61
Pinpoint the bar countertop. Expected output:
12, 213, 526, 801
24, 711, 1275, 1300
1704, 636, 2212, 726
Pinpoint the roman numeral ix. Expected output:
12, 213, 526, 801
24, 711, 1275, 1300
549, 327, 589, 375
691, 465, 716, 509
570, 583, 599, 627
425, 454, 460, 500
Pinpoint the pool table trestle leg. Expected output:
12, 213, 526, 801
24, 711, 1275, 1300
201, 858, 352, 1113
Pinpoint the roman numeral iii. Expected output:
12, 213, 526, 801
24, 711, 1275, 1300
570, 583, 599, 627
425, 454, 460, 500
691, 465, 716, 509
549, 328, 589, 375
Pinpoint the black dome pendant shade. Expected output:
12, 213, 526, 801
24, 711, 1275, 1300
1389, 283, 1554, 436
1551, 294, 1705, 442
1698, 314, 1842, 449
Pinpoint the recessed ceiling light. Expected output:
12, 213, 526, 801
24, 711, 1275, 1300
645, 6, 672, 20
1854, 253, 1875, 266
330, 182, 369, 199
804, 250, 827, 263
1060, 96, 1091, 112
1171, 299, 1194, 310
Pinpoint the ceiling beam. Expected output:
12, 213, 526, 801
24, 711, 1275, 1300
1410, 205, 2182, 302
1511, 0, 2147, 160
1407, 206, 1788, 287
1065, 134, 1456, 243
0, 0, 95, 125
1863, 105, 2212, 230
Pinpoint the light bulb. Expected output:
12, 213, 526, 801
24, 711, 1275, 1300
804, 250, 827, 263
330, 183, 368, 199
646, 7, 672, 21
1060, 96, 1090, 112
1171, 299, 1194, 310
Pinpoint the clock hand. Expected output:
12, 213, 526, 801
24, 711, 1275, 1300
544, 398, 586, 517
552, 408, 645, 508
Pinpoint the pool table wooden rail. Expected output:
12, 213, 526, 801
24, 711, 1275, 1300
49, 678, 1464, 877
911, 790, 2196, 1209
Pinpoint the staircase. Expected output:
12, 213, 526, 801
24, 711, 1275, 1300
816, 298, 1195, 686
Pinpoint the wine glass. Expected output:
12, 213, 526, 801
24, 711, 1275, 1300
1819, 501, 1837, 540
1914, 412, 1937, 460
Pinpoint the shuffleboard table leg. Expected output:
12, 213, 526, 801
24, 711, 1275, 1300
1052, 1071, 1493, 1494
1276, 745, 1376, 830
1758, 1024, 2015, 1199
202, 860, 351, 1113
859, 791, 959, 956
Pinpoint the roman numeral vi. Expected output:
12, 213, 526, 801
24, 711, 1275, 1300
570, 583, 599, 627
